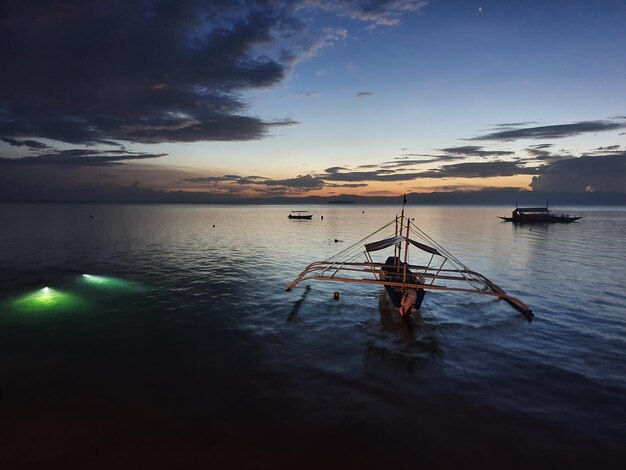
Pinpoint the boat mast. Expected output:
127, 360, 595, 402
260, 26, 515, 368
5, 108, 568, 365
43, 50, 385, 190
398, 194, 407, 271
394, 215, 399, 261
402, 217, 410, 285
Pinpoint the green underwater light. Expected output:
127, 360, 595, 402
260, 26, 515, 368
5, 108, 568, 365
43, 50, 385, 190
81, 274, 141, 291
12, 287, 85, 314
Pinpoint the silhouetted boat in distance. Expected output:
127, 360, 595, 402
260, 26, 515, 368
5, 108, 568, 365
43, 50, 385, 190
499, 205, 582, 224
288, 211, 313, 220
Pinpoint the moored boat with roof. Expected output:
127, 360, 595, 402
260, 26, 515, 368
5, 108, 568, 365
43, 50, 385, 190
499, 204, 582, 223
288, 210, 313, 220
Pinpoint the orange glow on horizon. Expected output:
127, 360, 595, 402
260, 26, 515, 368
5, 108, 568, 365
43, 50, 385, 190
83, 163, 536, 198
309, 175, 534, 198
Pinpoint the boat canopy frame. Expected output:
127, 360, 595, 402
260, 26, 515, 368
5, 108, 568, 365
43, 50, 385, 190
286, 214, 533, 320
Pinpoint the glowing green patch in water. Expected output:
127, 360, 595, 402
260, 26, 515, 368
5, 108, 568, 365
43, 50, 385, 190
80, 274, 141, 291
12, 287, 86, 314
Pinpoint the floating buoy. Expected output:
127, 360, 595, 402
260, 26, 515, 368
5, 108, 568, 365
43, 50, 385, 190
333, 291, 340, 300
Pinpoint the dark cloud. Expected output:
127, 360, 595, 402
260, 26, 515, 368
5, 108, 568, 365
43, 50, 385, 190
524, 143, 555, 159
491, 122, 537, 128
263, 174, 324, 189
1, 138, 51, 150
0, 0, 425, 147
530, 153, 626, 192
1, 1, 303, 145
0, 161, 202, 202
427, 184, 500, 192
183, 175, 242, 184
393, 149, 510, 164
593, 145, 620, 151
319, 150, 539, 182
524, 148, 558, 160
381, 158, 443, 168
419, 161, 539, 179
318, 168, 426, 182
183, 174, 274, 185
356, 91, 374, 98
237, 176, 271, 185
439, 145, 514, 157
471, 120, 626, 141
524, 144, 576, 162
182, 173, 324, 193
324, 166, 350, 173
397, 153, 457, 160
0, 149, 165, 167
326, 183, 368, 188
525, 148, 552, 159
316, 135, 623, 186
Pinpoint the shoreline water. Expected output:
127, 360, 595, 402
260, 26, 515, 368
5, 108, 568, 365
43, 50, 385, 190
1, 204, 624, 468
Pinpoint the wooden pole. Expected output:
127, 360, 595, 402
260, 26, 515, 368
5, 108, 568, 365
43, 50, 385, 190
397, 194, 406, 271
402, 217, 410, 286
286, 275, 533, 320
394, 216, 399, 260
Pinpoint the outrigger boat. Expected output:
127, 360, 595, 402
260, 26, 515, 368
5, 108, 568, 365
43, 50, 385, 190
288, 210, 313, 220
286, 199, 533, 321
499, 204, 582, 224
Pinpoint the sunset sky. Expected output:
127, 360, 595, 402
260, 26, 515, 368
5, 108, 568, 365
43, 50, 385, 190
1, 0, 625, 200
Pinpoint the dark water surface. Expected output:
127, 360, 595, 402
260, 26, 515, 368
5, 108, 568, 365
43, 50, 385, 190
1, 203, 625, 469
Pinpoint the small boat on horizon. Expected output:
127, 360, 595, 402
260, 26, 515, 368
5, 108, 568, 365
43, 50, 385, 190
499, 204, 582, 224
288, 210, 313, 220
287, 197, 533, 321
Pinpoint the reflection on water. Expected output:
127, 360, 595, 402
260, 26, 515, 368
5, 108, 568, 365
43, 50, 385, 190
287, 284, 311, 322
0, 203, 625, 468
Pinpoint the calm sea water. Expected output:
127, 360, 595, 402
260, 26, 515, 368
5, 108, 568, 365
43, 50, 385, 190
1, 203, 625, 469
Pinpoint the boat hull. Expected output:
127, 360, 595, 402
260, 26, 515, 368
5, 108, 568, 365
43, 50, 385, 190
499, 216, 582, 223
288, 215, 313, 219
380, 256, 425, 313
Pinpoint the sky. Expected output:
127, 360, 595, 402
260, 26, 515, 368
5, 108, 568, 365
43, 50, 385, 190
1, 0, 626, 201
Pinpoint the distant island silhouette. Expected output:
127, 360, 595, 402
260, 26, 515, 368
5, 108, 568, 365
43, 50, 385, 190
2, 187, 626, 206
